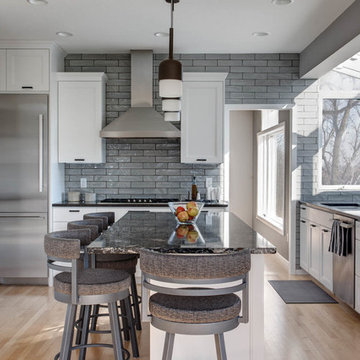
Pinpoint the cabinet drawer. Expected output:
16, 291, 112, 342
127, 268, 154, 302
308, 208, 333, 229
356, 275, 360, 314
356, 240, 360, 277
53, 207, 94, 222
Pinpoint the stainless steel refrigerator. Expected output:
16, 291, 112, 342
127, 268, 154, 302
0, 95, 48, 283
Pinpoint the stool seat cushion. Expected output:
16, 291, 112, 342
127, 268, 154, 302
54, 269, 130, 296
149, 293, 241, 324
95, 254, 138, 274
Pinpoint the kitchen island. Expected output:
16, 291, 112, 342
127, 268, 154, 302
88, 211, 276, 360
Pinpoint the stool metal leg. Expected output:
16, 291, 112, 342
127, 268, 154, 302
215, 334, 227, 360
162, 332, 175, 360
79, 305, 91, 360
124, 296, 139, 358
120, 300, 130, 341
59, 304, 77, 360
130, 274, 142, 330
75, 305, 85, 345
90, 304, 100, 331
109, 301, 124, 360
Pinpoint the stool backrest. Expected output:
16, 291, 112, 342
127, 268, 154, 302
83, 213, 109, 229
67, 219, 103, 241
44, 229, 90, 303
84, 212, 115, 227
140, 249, 251, 280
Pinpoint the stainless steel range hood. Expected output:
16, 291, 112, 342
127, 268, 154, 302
100, 50, 180, 138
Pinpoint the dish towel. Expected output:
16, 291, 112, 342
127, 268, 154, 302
328, 220, 352, 256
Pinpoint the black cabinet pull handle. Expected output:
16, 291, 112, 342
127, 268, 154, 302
69, 210, 80, 213
301, 220, 306, 223
196, 159, 207, 162
74, 159, 85, 162
322, 229, 329, 233
21, 86, 33, 89
300, 207, 306, 210
310, 224, 317, 227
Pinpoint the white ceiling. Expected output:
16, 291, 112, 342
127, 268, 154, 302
0, 0, 355, 54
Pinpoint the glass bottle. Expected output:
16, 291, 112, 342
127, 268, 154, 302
191, 176, 198, 201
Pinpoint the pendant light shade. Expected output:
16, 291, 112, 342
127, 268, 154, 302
164, 112, 180, 122
162, 98, 181, 112
159, 0, 182, 99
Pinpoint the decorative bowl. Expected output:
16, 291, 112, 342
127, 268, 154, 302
168, 201, 204, 224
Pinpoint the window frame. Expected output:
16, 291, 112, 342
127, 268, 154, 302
256, 122, 286, 234
318, 91, 360, 191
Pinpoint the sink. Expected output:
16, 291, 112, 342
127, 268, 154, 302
321, 202, 360, 207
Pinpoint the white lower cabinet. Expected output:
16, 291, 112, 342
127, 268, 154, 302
299, 205, 333, 292
52, 207, 96, 231
319, 227, 333, 291
308, 223, 321, 279
300, 219, 309, 271
0, 50, 6, 92
356, 275, 360, 313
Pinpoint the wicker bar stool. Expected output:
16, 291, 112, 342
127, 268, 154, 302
70, 215, 139, 357
83, 212, 142, 332
45, 230, 132, 360
140, 249, 251, 360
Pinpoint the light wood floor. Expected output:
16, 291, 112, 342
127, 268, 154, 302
1, 254, 360, 360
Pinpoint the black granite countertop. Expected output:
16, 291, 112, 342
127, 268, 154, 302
300, 201, 360, 220
87, 211, 276, 255
53, 201, 229, 208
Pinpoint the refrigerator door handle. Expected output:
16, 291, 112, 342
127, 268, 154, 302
39, 114, 44, 193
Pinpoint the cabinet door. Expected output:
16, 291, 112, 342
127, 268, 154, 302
6, 49, 49, 92
309, 223, 321, 279
181, 81, 224, 163
300, 219, 309, 271
319, 227, 333, 291
58, 81, 105, 163
0, 50, 5, 92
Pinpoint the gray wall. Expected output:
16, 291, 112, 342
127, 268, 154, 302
64, 52, 307, 200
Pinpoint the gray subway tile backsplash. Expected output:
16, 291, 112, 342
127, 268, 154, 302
64, 52, 306, 200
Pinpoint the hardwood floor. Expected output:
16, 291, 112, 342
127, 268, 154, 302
0, 254, 359, 360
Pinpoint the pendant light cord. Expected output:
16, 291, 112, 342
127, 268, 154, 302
169, 0, 174, 59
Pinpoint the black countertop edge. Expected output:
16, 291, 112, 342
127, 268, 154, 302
86, 247, 276, 255
52, 202, 229, 208
300, 201, 360, 221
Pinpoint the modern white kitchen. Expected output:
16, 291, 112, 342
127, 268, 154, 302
1, 1, 360, 359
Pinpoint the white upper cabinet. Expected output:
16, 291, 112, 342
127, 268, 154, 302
6, 49, 49, 92
181, 73, 227, 164
57, 73, 107, 163
0, 50, 5, 92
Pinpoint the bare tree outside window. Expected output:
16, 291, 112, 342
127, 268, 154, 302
322, 99, 360, 186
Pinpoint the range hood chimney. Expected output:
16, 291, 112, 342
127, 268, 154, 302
100, 50, 180, 138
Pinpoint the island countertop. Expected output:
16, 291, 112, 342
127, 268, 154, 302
87, 211, 276, 255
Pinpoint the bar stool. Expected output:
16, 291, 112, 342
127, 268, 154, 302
83, 212, 142, 331
140, 249, 251, 360
69, 216, 139, 357
44, 230, 132, 360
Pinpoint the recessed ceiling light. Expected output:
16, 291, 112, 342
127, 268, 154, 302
252, 32, 270, 37
56, 31, 73, 37
27, 0, 48, 5
154, 32, 169, 38
271, 0, 294, 5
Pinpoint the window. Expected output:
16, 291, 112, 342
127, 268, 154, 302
321, 98, 360, 188
257, 124, 285, 232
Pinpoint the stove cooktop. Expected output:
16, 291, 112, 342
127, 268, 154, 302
100, 198, 179, 204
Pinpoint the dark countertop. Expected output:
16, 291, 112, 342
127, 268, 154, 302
87, 211, 276, 255
300, 201, 360, 220
53, 201, 229, 208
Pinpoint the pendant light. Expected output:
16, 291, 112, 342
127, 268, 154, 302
159, 0, 182, 121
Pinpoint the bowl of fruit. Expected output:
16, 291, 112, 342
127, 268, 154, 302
168, 201, 204, 224
168, 224, 205, 245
